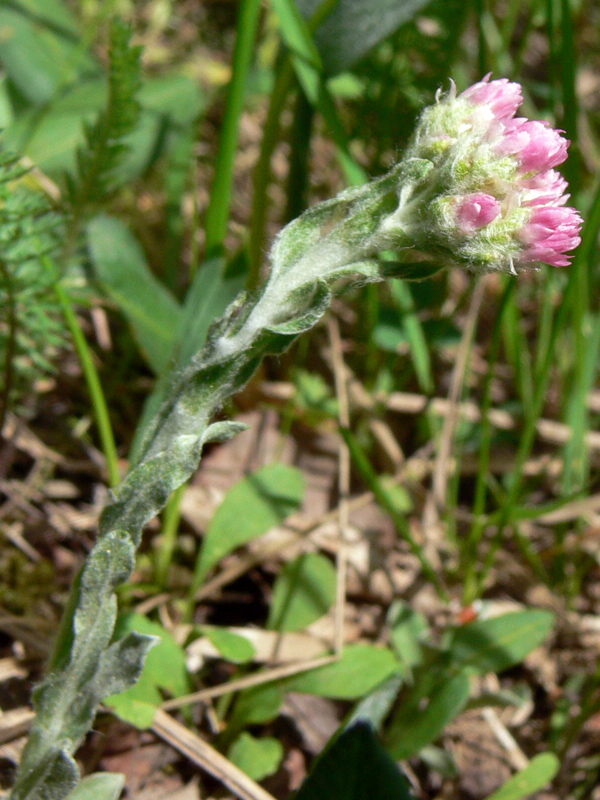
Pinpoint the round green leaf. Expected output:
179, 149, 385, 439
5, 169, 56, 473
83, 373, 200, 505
228, 733, 284, 782
267, 552, 336, 632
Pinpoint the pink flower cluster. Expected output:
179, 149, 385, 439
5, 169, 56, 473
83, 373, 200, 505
458, 75, 582, 267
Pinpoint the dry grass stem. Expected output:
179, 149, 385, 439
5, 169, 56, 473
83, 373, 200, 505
152, 709, 277, 800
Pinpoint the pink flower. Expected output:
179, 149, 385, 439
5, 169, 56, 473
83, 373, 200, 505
518, 204, 583, 267
457, 193, 502, 231
459, 74, 523, 121
495, 118, 569, 173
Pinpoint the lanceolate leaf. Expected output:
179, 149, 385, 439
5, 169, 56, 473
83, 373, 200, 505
447, 610, 556, 675
295, 0, 434, 74
285, 644, 401, 699
483, 753, 560, 800
385, 670, 471, 759
87, 215, 181, 375
294, 722, 416, 800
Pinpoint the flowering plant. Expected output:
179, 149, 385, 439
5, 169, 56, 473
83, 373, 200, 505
9, 77, 581, 800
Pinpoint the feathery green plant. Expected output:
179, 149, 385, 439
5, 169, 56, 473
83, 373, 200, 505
67, 18, 142, 215
0, 154, 65, 433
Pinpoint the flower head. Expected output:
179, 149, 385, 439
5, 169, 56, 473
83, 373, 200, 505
382, 75, 582, 273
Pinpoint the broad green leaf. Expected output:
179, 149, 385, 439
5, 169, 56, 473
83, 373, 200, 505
285, 644, 400, 699
0, 8, 89, 104
228, 733, 284, 782
295, 0, 435, 74
294, 722, 416, 800
4, 75, 203, 179
484, 753, 560, 800
63, 773, 125, 800
267, 552, 336, 632
10, 0, 80, 35
105, 613, 189, 729
138, 74, 205, 126
3, 79, 105, 174
87, 215, 182, 375
385, 670, 471, 759
297, 0, 430, 75
193, 463, 305, 587
230, 683, 284, 728
129, 256, 245, 460
201, 626, 256, 663
447, 611, 555, 676
390, 604, 429, 669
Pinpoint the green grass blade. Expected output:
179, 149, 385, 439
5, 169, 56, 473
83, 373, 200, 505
391, 279, 433, 394
203, 0, 262, 255
45, 258, 121, 488
270, 0, 366, 185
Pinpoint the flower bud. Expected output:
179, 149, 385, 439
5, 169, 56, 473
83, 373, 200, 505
456, 193, 502, 232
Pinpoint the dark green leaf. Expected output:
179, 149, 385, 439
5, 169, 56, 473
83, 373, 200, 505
295, 0, 435, 74
294, 722, 416, 800
87, 215, 181, 374
230, 683, 284, 728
